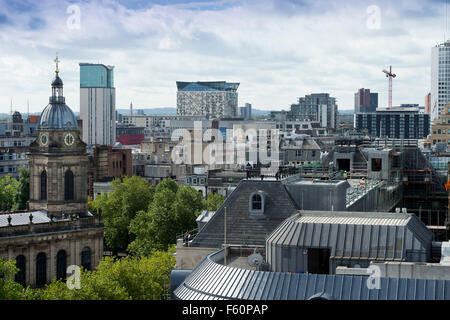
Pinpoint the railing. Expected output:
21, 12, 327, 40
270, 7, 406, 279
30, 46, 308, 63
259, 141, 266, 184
0, 216, 104, 237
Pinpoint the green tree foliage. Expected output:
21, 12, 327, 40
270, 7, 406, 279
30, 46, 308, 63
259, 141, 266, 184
129, 189, 178, 253
0, 175, 19, 212
174, 186, 204, 233
204, 192, 226, 211
93, 176, 154, 251
36, 249, 175, 300
14, 168, 29, 211
128, 179, 204, 255
155, 177, 178, 194
0, 258, 26, 300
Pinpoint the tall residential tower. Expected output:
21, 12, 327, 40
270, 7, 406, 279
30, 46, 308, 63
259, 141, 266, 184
431, 41, 450, 120
79, 63, 116, 145
176, 81, 239, 119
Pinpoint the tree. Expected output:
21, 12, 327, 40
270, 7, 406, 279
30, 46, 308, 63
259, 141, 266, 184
174, 186, 204, 233
204, 192, 226, 211
93, 176, 154, 251
0, 175, 19, 212
129, 189, 178, 254
0, 258, 26, 300
37, 250, 175, 300
14, 168, 29, 211
128, 179, 204, 255
155, 178, 178, 194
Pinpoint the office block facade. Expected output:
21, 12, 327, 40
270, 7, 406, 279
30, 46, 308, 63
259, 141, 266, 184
79, 63, 116, 145
290, 93, 337, 129
176, 81, 239, 119
355, 107, 430, 139
431, 41, 450, 120
354, 88, 378, 113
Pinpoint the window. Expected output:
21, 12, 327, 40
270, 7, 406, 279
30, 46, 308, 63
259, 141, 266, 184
295, 150, 302, 157
56, 250, 67, 281
40, 170, 47, 200
15, 255, 26, 286
250, 193, 263, 212
36, 252, 46, 287
371, 158, 382, 172
81, 247, 92, 271
64, 170, 74, 200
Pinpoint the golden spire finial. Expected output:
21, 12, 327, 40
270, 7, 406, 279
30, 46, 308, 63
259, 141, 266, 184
54, 52, 60, 73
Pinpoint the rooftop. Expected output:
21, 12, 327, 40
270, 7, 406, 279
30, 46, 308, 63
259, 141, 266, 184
176, 81, 239, 92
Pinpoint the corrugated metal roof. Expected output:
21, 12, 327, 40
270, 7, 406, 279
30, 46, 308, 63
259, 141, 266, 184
173, 250, 450, 300
266, 211, 432, 262
296, 213, 408, 226
0, 211, 50, 227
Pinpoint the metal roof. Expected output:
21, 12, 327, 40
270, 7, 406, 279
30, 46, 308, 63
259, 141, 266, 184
296, 212, 409, 226
266, 211, 432, 261
173, 249, 450, 300
0, 211, 50, 227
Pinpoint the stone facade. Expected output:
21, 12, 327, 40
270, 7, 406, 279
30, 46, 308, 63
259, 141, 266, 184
0, 216, 103, 287
0, 63, 105, 288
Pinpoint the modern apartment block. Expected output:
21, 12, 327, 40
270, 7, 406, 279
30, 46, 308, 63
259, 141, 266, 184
290, 93, 337, 129
79, 63, 116, 145
239, 103, 252, 120
431, 41, 450, 120
176, 81, 239, 119
355, 106, 430, 139
354, 88, 378, 113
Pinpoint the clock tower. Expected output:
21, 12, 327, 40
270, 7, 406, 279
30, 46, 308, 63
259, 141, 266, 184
28, 55, 89, 218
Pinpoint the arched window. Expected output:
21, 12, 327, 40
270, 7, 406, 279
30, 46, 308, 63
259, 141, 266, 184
81, 247, 91, 271
64, 170, 74, 200
36, 252, 46, 287
252, 194, 262, 210
56, 250, 67, 281
249, 192, 265, 215
15, 255, 26, 286
40, 170, 47, 200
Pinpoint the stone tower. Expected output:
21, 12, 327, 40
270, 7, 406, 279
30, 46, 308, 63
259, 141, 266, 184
28, 56, 89, 218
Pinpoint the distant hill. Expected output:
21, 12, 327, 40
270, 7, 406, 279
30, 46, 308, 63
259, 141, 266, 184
338, 109, 353, 115
117, 107, 272, 116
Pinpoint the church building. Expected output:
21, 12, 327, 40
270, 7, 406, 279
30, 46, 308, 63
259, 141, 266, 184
0, 56, 104, 287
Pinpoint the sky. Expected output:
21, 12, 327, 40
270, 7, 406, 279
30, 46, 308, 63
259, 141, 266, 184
0, 0, 448, 113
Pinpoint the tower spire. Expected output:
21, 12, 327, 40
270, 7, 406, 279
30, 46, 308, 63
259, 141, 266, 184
54, 52, 60, 74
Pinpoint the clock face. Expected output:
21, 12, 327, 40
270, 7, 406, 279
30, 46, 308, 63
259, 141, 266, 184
64, 133, 75, 146
40, 133, 48, 146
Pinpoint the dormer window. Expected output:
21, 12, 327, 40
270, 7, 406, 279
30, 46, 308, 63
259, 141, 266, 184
252, 194, 262, 210
249, 191, 265, 215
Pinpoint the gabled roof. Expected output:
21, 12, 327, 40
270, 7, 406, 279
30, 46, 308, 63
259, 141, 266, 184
190, 180, 299, 248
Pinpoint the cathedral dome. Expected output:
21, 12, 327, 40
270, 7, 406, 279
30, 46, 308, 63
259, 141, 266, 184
39, 58, 78, 131
39, 103, 78, 130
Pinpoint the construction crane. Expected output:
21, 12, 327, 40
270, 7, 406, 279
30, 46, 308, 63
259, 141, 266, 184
382, 65, 396, 109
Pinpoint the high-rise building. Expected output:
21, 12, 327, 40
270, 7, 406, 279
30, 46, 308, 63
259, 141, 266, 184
354, 88, 378, 113
79, 63, 116, 145
431, 41, 450, 120
425, 92, 431, 115
290, 93, 337, 129
239, 103, 252, 120
176, 81, 239, 119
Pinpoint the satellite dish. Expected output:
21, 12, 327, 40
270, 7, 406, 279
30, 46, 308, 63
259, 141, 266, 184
248, 253, 263, 267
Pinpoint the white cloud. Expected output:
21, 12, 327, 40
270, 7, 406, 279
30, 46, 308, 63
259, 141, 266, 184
0, 0, 446, 114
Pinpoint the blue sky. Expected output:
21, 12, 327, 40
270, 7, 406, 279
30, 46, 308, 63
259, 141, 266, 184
0, 0, 448, 113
